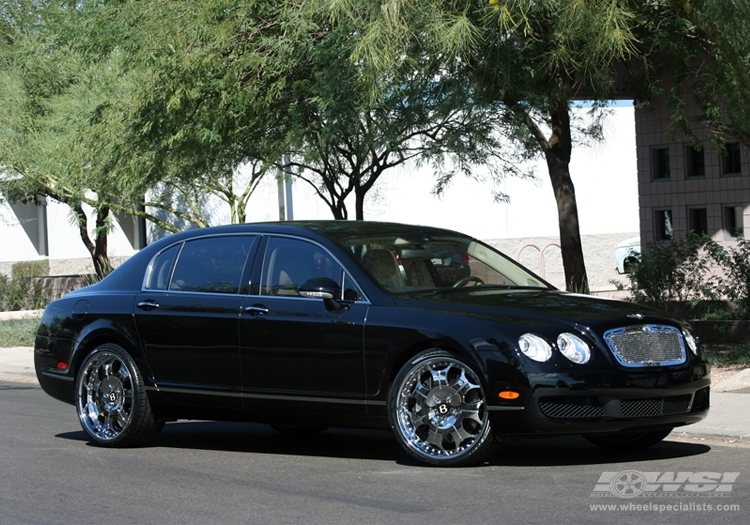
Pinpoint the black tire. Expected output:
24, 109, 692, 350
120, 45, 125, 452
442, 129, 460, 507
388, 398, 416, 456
388, 349, 499, 467
584, 428, 673, 451
75, 343, 163, 447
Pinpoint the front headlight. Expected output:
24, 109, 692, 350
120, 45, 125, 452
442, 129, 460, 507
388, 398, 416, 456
682, 328, 699, 355
518, 334, 552, 362
557, 333, 592, 364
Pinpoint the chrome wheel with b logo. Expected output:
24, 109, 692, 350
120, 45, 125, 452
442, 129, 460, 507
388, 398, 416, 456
75, 343, 163, 447
389, 349, 498, 467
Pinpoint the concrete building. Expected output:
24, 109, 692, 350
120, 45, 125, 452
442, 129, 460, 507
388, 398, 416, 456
635, 99, 749, 245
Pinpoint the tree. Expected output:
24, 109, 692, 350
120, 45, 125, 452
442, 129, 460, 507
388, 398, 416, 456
280, 22, 526, 220
0, 1, 118, 277
640, 1, 750, 148
73, 1, 525, 224
1, 0, 280, 269
320, 0, 642, 292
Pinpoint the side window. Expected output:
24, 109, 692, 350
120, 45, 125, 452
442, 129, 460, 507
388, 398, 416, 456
262, 237, 344, 297
169, 236, 256, 294
145, 244, 180, 290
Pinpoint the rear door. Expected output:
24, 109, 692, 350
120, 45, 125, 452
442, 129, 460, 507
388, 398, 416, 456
133, 234, 258, 408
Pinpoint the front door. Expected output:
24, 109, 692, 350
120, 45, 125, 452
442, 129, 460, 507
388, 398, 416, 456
240, 236, 368, 415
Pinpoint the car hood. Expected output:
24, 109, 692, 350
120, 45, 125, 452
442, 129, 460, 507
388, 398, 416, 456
394, 288, 677, 332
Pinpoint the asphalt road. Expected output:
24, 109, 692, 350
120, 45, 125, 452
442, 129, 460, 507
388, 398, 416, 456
2, 381, 748, 525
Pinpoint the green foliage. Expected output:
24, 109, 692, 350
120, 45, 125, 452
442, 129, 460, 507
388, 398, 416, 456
703, 238, 750, 319
0, 318, 39, 348
629, 236, 750, 320
0, 274, 50, 312
703, 343, 750, 367
11, 260, 49, 279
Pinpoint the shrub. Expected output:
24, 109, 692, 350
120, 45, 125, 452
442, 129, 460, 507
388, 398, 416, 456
0, 318, 39, 348
627, 235, 720, 316
703, 238, 750, 319
0, 261, 51, 312
628, 235, 750, 320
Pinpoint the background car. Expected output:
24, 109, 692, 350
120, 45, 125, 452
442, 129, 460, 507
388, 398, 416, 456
615, 236, 641, 274
34, 221, 709, 467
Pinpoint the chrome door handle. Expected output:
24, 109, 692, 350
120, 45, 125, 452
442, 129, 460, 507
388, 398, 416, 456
137, 300, 160, 311
243, 305, 269, 316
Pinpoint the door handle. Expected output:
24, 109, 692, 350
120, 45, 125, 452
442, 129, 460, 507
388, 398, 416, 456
137, 299, 160, 311
243, 304, 269, 316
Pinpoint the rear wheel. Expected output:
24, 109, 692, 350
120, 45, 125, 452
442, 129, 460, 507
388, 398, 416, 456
389, 349, 499, 467
76, 343, 163, 447
584, 428, 673, 451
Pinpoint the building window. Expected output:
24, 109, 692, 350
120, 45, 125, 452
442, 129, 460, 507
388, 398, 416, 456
652, 148, 671, 180
721, 142, 742, 176
688, 208, 708, 237
724, 205, 745, 240
685, 145, 705, 178
655, 209, 673, 241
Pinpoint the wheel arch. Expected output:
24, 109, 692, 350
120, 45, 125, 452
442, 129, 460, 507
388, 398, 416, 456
71, 322, 145, 381
384, 338, 487, 398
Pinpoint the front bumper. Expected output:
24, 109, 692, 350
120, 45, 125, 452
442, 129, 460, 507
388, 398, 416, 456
487, 368, 711, 437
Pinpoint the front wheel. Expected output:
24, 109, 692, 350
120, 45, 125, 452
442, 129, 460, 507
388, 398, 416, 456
76, 343, 163, 447
389, 349, 499, 467
584, 428, 673, 451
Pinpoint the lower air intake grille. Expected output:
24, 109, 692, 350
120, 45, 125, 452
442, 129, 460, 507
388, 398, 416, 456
539, 396, 604, 419
621, 395, 692, 417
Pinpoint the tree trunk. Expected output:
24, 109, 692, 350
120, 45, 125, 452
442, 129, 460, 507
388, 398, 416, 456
354, 188, 365, 220
505, 93, 590, 293
545, 101, 589, 293
545, 151, 589, 292
72, 203, 111, 279
92, 206, 111, 278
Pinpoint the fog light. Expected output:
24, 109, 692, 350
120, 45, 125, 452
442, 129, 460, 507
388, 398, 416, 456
57, 362, 68, 370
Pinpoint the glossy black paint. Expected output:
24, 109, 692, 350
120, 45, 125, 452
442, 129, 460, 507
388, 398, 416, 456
34, 221, 710, 437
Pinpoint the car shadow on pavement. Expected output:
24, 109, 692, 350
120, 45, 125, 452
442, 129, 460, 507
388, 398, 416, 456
485, 435, 711, 467
55, 421, 711, 467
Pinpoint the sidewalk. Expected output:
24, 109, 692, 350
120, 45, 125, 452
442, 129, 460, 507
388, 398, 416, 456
2, 345, 749, 443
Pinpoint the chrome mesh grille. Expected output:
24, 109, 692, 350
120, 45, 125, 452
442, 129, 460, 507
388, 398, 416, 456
540, 396, 604, 419
604, 325, 686, 367
621, 395, 692, 417
540, 394, 693, 420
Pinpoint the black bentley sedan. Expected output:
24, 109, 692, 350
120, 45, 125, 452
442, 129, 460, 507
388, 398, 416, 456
34, 221, 710, 467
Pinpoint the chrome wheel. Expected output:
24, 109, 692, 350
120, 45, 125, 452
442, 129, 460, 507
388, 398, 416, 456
76, 344, 163, 447
389, 350, 498, 466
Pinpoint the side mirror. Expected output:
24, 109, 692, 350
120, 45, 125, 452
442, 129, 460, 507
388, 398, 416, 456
299, 277, 341, 300
299, 277, 350, 313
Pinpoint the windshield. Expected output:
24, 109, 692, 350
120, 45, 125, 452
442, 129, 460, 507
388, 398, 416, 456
336, 233, 551, 293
